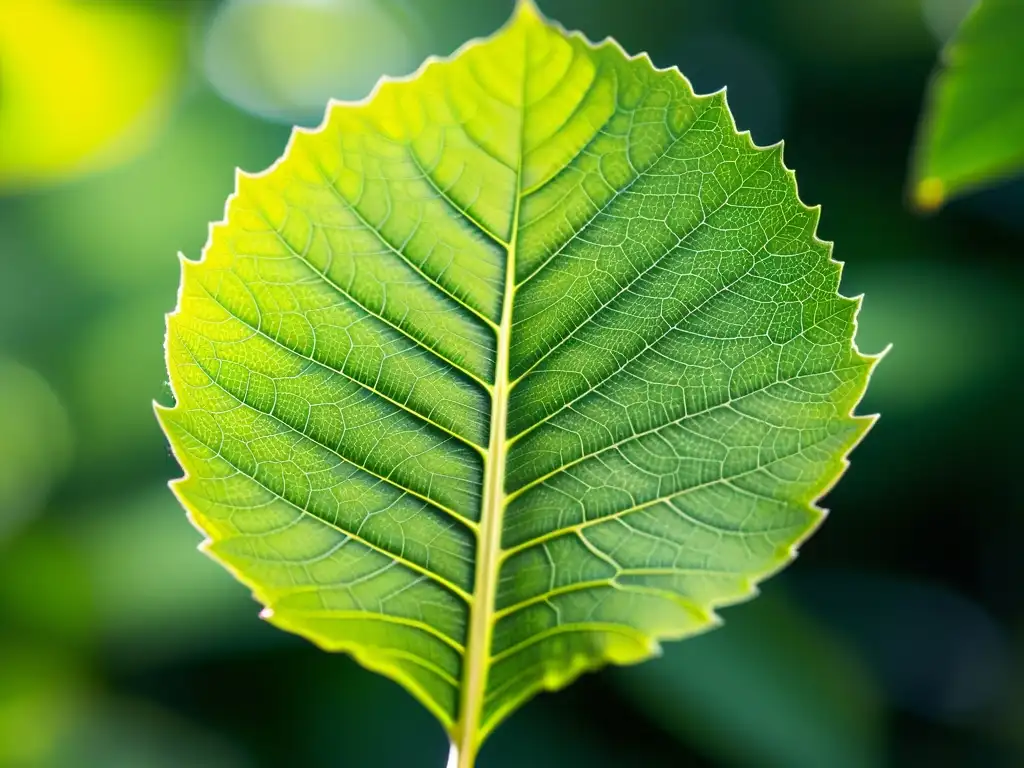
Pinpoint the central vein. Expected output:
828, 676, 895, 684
455, 192, 519, 765
454, 19, 530, 765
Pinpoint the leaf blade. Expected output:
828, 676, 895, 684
159, 1, 877, 759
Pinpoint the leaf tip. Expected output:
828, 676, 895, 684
513, 0, 544, 23
913, 176, 946, 212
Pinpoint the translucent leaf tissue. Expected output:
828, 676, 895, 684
158, 3, 879, 766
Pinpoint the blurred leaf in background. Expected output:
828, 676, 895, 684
0, 0, 187, 190
920, 0, 976, 43
0, 643, 250, 768
911, 0, 1024, 209
773, 0, 934, 64
0, 359, 72, 541
792, 570, 1009, 723
613, 590, 885, 768
851, 260, 1015, 414
69, 488, 269, 664
0, 466, 278, 669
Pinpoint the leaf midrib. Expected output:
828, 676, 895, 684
453, 21, 530, 766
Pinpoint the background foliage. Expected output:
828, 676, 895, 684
0, 0, 1021, 766
911, 0, 1024, 208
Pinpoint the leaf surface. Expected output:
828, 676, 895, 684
158, 2, 876, 761
911, 0, 1024, 209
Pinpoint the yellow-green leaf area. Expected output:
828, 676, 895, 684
911, 0, 1024, 209
158, 3, 877, 763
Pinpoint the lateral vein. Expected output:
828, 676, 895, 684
196, 283, 488, 456
170, 419, 474, 603
174, 325, 481, 532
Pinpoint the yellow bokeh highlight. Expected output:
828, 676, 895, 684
0, 0, 185, 189
914, 177, 946, 213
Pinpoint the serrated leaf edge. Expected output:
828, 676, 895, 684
156, 0, 884, 754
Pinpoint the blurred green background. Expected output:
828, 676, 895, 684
1, 0, 1021, 765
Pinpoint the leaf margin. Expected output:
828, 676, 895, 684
155, 0, 884, 756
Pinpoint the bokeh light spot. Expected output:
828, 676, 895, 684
202, 0, 419, 125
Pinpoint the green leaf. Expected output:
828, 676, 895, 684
157, 2, 877, 763
911, 0, 1024, 209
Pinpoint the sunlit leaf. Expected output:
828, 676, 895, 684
158, 2, 877, 762
0, 0, 185, 190
911, 0, 1024, 209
